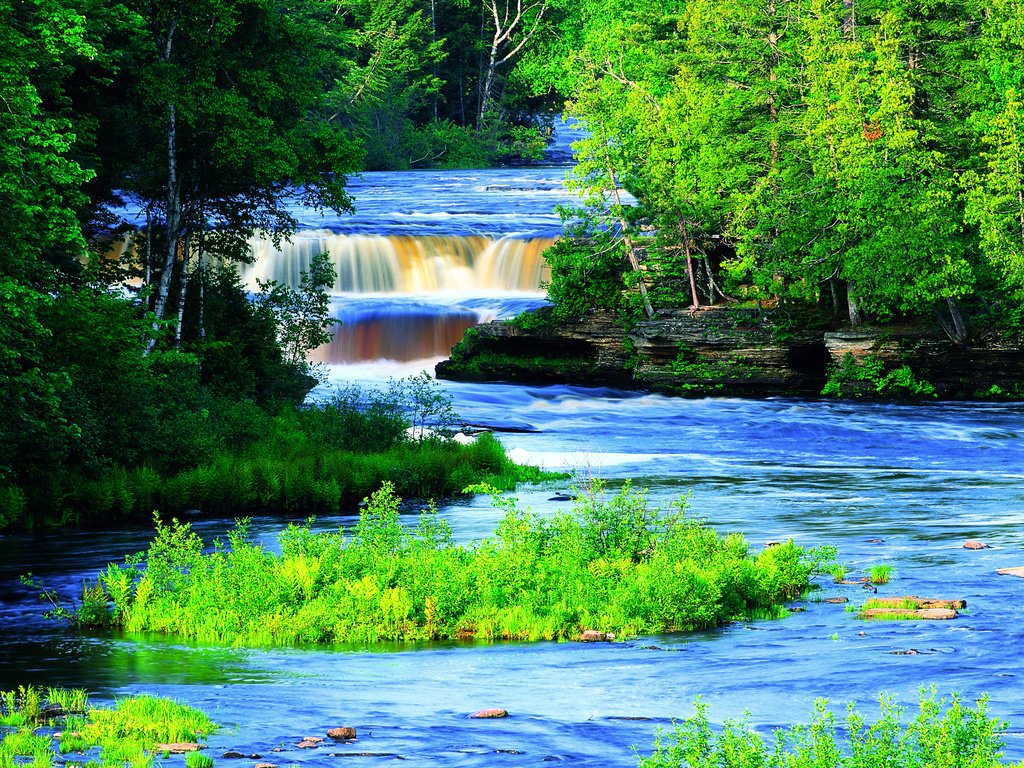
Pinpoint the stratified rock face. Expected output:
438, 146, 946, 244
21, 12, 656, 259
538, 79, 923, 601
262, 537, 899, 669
437, 307, 1024, 399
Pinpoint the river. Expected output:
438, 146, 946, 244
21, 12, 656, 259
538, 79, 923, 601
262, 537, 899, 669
3, 133, 1024, 765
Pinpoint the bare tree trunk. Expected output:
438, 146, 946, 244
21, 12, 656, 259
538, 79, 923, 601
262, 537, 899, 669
682, 220, 700, 309
847, 281, 863, 325
606, 156, 653, 317
842, 0, 855, 40
175, 230, 191, 346
935, 296, 968, 344
148, 100, 182, 351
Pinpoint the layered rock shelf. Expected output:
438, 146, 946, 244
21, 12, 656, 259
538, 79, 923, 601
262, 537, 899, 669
436, 307, 1024, 399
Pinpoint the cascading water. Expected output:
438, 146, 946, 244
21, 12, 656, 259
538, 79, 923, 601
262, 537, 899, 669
236, 163, 578, 364
241, 231, 553, 362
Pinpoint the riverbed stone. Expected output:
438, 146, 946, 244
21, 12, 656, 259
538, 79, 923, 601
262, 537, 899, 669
963, 540, 990, 550
861, 607, 958, 620
470, 708, 509, 719
868, 596, 966, 609
155, 743, 204, 754
297, 739, 321, 749
824, 597, 849, 604
254, 763, 277, 768
327, 727, 357, 741
222, 751, 246, 759
579, 629, 609, 642
997, 566, 1024, 578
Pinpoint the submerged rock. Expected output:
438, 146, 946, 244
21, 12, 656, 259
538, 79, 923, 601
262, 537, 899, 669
824, 597, 849, 604
963, 540, 990, 550
470, 708, 509, 719
221, 751, 246, 759
997, 566, 1024, 577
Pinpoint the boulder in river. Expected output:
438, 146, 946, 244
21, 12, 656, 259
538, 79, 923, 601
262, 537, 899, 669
579, 629, 610, 642
996, 566, 1024, 578
155, 743, 204, 754
963, 540, 990, 550
470, 709, 509, 719
327, 727, 358, 741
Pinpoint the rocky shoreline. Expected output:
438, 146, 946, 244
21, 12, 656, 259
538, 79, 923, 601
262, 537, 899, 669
436, 307, 1024, 399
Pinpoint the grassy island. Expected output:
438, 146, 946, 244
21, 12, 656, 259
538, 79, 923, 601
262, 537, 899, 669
55, 483, 833, 646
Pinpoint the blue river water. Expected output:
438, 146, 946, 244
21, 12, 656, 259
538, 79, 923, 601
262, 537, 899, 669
3, 137, 1024, 765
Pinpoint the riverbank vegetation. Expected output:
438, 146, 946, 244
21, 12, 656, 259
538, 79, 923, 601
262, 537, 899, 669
0, 369, 543, 530
0, 686, 217, 768
1, 0, 564, 532
50, 482, 832, 645
528, 0, 1024, 350
638, 691, 1019, 768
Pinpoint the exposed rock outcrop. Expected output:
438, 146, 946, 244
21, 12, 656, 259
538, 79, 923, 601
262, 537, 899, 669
437, 307, 1024, 399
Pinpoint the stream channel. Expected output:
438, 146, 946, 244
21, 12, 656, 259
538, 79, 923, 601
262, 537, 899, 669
3, 127, 1024, 766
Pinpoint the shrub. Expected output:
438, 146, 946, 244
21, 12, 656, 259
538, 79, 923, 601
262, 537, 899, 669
638, 690, 1012, 768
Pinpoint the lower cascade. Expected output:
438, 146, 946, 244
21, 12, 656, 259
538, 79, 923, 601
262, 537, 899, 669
240, 232, 553, 294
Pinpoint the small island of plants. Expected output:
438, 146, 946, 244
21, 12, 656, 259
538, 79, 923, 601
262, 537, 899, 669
46, 482, 834, 646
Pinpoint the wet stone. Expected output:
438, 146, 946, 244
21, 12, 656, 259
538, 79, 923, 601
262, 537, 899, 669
865, 538, 885, 544
963, 540, 990, 550
890, 649, 920, 655
470, 708, 509, 719
824, 597, 849, 604
328, 727, 358, 741
156, 743, 204, 754
297, 740, 321, 749
254, 763, 277, 768
222, 752, 246, 759
579, 630, 608, 642
997, 566, 1024, 578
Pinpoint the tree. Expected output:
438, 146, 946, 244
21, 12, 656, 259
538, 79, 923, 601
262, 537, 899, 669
76, 0, 361, 349
256, 252, 340, 369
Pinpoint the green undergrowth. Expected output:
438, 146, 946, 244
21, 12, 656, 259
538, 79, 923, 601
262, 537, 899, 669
4, 376, 555, 528
50, 482, 833, 646
639, 689, 1021, 768
0, 686, 217, 768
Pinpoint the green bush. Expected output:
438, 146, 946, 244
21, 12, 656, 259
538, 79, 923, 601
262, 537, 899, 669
639, 690, 1015, 768
822, 353, 936, 399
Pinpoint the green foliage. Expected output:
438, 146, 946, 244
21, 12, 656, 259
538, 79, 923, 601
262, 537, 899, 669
255, 252, 339, 370
822, 354, 937, 399
185, 752, 215, 768
57, 482, 828, 645
869, 564, 894, 585
638, 690, 1013, 768
1, 688, 217, 768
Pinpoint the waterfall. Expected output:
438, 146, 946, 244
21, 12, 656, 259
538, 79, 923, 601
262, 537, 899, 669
240, 231, 552, 294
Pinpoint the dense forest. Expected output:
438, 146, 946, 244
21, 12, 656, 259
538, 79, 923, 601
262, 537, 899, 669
0, 0, 557, 528
537, 0, 1024, 337
4, 0, 1024, 526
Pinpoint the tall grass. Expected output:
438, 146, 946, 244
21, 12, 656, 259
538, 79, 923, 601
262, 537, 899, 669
639, 689, 1018, 768
50, 379, 554, 526
67, 482, 833, 645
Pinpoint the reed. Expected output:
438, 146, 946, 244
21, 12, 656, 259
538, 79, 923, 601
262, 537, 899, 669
639, 689, 1014, 768
869, 563, 894, 584
69, 482, 833, 645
